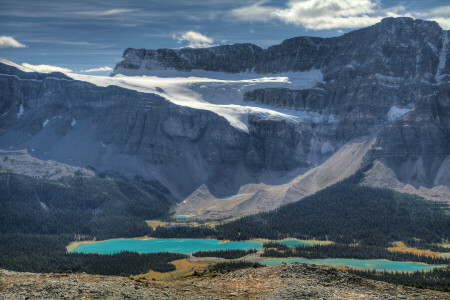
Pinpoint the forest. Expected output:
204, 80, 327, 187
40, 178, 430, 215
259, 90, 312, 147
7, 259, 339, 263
0, 172, 171, 239
1, 168, 449, 291
0, 233, 185, 276
0, 171, 179, 275
192, 249, 257, 259
261, 243, 449, 265
350, 267, 450, 292
152, 169, 450, 248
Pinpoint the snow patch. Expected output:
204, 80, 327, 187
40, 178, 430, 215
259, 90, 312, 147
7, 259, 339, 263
17, 104, 24, 119
42, 116, 62, 128
67, 69, 329, 131
387, 106, 411, 122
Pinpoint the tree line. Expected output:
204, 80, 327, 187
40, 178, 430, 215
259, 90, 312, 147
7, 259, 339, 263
192, 249, 256, 259
350, 267, 450, 292
261, 243, 449, 265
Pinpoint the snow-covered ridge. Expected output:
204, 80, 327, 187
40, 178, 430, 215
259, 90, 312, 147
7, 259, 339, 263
68, 69, 330, 131
1, 58, 330, 131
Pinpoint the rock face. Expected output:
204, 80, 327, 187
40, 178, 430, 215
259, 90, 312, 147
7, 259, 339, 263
1, 265, 449, 300
0, 17, 449, 217
113, 17, 450, 192
0, 62, 319, 200
114, 18, 448, 78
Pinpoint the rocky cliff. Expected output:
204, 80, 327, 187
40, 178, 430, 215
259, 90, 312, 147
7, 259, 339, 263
1, 17, 449, 218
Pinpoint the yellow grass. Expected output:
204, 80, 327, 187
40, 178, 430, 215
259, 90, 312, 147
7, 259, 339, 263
387, 241, 440, 258
145, 220, 169, 228
145, 218, 237, 229
135, 259, 209, 281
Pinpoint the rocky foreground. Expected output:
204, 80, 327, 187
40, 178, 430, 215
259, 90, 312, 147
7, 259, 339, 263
1, 264, 449, 299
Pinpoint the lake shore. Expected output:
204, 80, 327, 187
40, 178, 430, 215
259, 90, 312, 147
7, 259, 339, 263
66, 236, 155, 252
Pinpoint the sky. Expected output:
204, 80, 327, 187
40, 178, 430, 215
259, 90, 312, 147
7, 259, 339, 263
0, 0, 449, 75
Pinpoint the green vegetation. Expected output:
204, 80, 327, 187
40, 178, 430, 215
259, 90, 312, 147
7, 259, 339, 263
0, 234, 186, 276
263, 242, 291, 251
350, 267, 450, 292
0, 171, 179, 275
192, 249, 257, 259
1, 172, 171, 239
152, 170, 449, 248
261, 243, 449, 265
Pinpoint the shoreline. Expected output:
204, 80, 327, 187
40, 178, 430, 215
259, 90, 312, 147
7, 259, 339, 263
66, 236, 155, 253
67, 237, 332, 252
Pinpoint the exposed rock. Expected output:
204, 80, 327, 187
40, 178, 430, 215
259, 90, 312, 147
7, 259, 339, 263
1, 17, 449, 218
1, 264, 448, 299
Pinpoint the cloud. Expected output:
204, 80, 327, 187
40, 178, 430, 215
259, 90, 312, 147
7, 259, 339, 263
82, 66, 113, 72
0, 36, 27, 48
429, 17, 450, 30
76, 9, 135, 17
427, 5, 450, 18
422, 6, 450, 30
21, 63, 72, 73
229, 0, 417, 30
231, 1, 277, 22
273, 0, 382, 29
173, 31, 214, 48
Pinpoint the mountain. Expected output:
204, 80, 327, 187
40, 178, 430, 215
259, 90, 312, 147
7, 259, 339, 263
0, 17, 449, 219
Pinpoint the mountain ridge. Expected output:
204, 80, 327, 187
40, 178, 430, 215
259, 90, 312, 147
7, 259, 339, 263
1, 17, 449, 219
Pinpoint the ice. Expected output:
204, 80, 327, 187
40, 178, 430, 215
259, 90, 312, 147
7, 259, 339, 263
67, 69, 331, 131
42, 116, 62, 128
17, 104, 24, 119
387, 106, 411, 122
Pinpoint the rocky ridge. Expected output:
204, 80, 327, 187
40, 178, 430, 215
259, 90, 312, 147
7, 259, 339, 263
1, 263, 449, 299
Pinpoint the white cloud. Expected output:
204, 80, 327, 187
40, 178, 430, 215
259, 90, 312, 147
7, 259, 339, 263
427, 5, 450, 18
0, 36, 27, 48
229, 0, 442, 30
21, 63, 72, 73
272, 0, 382, 29
76, 9, 135, 17
429, 17, 450, 30
423, 6, 450, 30
231, 1, 277, 22
173, 31, 214, 48
82, 66, 113, 72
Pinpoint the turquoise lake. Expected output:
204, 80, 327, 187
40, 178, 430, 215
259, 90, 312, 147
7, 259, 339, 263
260, 258, 444, 272
72, 239, 262, 254
70, 238, 444, 272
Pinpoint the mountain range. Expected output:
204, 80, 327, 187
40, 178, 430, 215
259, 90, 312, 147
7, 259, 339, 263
0, 17, 448, 220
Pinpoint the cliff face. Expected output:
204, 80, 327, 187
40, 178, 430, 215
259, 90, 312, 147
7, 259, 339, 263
114, 17, 447, 79
1, 17, 449, 217
0, 62, 321, 200
113, 17, 449, 191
